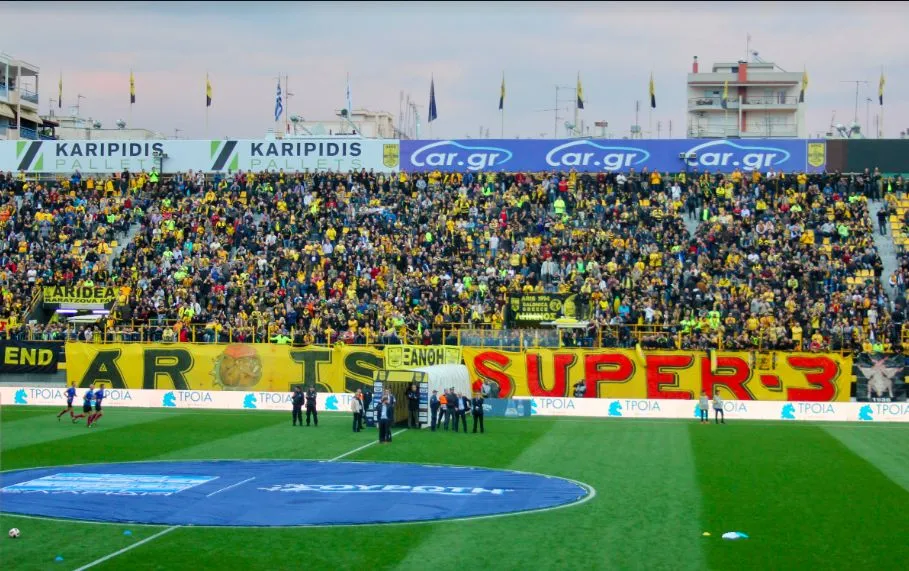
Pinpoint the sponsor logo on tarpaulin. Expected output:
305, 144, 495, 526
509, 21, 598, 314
162, 392, 176, 407
608, 401, 623, 417
325, 395, 339, 411
243, 394, 257, 409
859, 405, 874, 422
14, 389, 27, 405
210, 140, 239, 171
257, 483, 514, 496
780, 403, 796, 420
1, 473, 216, 496
16, 141, 44, 171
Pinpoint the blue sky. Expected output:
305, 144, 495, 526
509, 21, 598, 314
3, 1, 907, 139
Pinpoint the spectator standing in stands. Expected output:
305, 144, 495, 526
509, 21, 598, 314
878, 205, 889, 236
573, 379, 587, 398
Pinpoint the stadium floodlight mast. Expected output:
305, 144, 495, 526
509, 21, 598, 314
840, 80, 868, 126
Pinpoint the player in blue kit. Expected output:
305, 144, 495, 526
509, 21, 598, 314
88, 385, 106, 428
56, 383, 78, 421
72, 384, 94, 424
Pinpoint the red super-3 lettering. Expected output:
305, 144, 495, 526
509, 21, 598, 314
583, 353, 634, 397
526, 352, 576, 397
472, 351, 514, 397
785, 356, 839, 401
701, 356, 754, 400
645, 354, 695, 399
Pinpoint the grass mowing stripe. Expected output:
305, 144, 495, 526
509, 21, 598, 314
823, 424, 909, 493
398, 419, 706, 571
1, 407, 179, 452
690, 422, 909, 571
148, 413, 391, 462
0, 411, 286, 471
72, 526, 179, 571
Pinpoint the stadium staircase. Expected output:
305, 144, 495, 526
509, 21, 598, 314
868, 200, 900, 298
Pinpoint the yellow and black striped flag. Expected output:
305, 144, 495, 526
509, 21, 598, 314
58, 73, 62, 108
649, 72, 656, 109
576, 73, 584, 110
206, 74, 212, 107
879, 71, 885, 105
130, 71, 136, 104
721, 80, 729, 109
800, 69, 808, 103
498, 73, 505, 111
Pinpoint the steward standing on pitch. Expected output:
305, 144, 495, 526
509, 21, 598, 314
406, 383, 420, 428
291, 386, 304, 426
305, 386, 318, 427
351, 392, 363, 432
430, 390, 440, 431
472, 393, 485, 433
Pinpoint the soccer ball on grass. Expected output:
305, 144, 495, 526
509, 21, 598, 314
8, 527, 20, 538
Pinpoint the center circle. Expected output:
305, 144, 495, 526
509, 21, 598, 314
0, 460, 592, 527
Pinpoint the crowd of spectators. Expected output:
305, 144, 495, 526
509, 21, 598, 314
1, 164, 906, 354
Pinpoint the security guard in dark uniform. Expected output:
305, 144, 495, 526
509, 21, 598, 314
406, 383, 420, 428
305, 386, 318, 427
291, 386, 304, 426
472, 393, 485, 433
429, 390, 440, 431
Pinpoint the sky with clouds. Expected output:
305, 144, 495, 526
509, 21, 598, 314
3, 1, 907, 140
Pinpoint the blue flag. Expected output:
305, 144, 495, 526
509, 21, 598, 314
428, 77, 438, 123
275, 81, 284, 122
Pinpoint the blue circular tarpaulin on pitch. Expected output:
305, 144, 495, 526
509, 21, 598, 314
0, 460, 591, 527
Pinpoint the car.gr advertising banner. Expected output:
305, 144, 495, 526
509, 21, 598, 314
399, 138, 827, 174
0, 341, 60, 374
1, 139, 400, 174
852, 353, 908, 402
462, 348, 852, 402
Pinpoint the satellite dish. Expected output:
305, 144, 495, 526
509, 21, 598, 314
290, 115, 303, 123
92, 121, 102, 129
116, 119, 126, 129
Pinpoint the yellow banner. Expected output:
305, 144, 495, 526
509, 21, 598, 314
44, 285, 116, 305
65, 343, 383, 392
462, 348, 852, 402
383, 345, 461, 369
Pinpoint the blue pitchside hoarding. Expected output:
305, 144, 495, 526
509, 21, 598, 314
399, 138, 828, 174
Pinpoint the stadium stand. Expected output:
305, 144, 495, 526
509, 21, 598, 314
0, 167, 905, 353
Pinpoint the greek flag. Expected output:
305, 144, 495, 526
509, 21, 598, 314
275, 81, 284, 122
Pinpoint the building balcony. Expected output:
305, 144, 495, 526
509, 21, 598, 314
687, 123, 799, 139
0, 84, 7, 100
19, 126, 37, 140
741, 95, 799, 108
20, 88, 38, 105
689, 97, 738, 110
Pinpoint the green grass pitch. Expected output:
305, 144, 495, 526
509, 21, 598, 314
2, 406, 908, 570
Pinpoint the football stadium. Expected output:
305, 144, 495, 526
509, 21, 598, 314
3, 2, 909, 570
